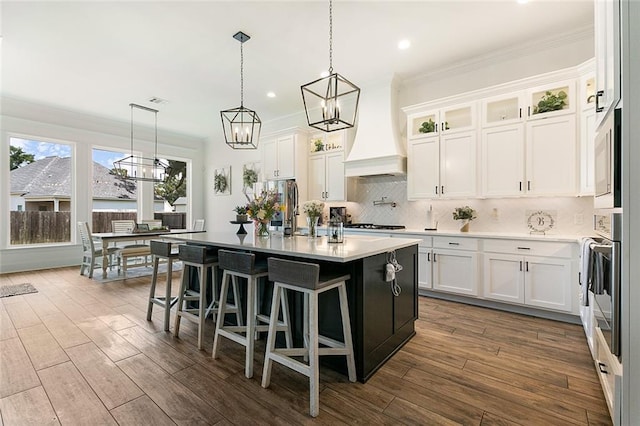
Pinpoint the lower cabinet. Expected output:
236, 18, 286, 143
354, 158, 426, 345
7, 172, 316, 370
431, 237, 479, 296
483, 240, 574, 312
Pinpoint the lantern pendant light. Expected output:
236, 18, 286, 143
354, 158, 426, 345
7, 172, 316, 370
221, 31, 261, 149
301, 0, 360, 133
113, 103, 169, 183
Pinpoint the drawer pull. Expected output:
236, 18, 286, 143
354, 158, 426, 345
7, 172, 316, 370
448, 242, 460, 246
517, 247, 531, 250
598, 362, 609, 374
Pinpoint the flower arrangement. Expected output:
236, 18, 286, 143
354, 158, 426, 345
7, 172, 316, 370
452, 206, 476, 221
247, 190, 281, 236
303, 200, 325, 219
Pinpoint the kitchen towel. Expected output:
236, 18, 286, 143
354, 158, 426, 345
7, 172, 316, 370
580, 237, 596, 306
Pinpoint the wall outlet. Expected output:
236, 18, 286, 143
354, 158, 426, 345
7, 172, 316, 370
574, 213, 584, 225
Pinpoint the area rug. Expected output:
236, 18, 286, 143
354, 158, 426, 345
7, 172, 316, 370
0, 283, 38, 298
92, 262, 183, 283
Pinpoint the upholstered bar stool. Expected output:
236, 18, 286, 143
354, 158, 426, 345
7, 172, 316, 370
146, 240, 180, 331
212, 250, 292, 378
173, 244, 225, 350
261, 257, 356, 417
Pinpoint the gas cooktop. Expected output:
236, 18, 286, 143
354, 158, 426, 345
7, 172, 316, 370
344, 223, 406, 230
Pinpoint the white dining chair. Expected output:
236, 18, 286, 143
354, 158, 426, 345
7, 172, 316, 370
78, 221, 120, 279
193, 219, 205, 231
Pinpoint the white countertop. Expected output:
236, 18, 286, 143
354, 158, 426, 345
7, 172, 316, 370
164, 231, 421, 263
336, 227, 584, 244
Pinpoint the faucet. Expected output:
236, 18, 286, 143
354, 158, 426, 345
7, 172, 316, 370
373, 197, 397, 208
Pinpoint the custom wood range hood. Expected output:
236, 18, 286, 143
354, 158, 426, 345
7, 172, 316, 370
344, 76, 406, 177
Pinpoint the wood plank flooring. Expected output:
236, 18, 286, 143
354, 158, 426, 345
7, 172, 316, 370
0, 266, 611, 425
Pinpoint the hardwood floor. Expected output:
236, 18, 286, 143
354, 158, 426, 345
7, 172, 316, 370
0, 266, 611, 425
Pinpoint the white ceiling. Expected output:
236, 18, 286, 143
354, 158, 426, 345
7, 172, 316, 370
1, 0, 594, 140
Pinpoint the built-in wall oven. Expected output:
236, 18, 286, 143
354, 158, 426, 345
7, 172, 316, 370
594, 108, 621, 209
592, 212, 622, 360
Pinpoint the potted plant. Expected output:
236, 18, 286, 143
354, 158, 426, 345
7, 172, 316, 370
452, 206, 476, 232
233, 205, 248, 222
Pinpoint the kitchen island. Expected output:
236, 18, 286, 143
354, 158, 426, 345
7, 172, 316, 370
166, 231, 420, 382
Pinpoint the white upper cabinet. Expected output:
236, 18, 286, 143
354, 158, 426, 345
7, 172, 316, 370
594, 0, 621, 125
525, 115, 577, 196
481, 124, 525, 197
407, 102, 476, 140
406, 102, 477, 200
481, 92, 526, 128
262, 128, 308, 182
526, 80, 576, 120
307, 131, 350, 201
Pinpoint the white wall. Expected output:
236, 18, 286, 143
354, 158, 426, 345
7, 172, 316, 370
0, 97, 206, 273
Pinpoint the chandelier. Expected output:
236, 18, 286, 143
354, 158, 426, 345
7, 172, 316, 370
221, 31, 262, 149
301, 0, 360, 133
113, 103, 169, 183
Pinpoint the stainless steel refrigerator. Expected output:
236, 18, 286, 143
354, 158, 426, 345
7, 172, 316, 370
263, 179, 299, 234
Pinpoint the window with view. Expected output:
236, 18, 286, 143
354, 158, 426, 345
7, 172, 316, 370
9, 137, 73, 245
92, 148, 138, 233
154, 158, 188, 229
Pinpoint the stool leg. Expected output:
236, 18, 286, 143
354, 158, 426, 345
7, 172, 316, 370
303, 293, 309, 362
147, 256, 160, 321
280, 288, 293, 349
231, 276, 244, 327
338, 284, 356, 382
244, 276, 255, 378
205, 265, 219, 320
212, 271, 231, 359
163, 258, 173, 332
173, 266, 189, 338
308, 290, 319, 418
261, 283, 283, 389
197, 266, 208, 350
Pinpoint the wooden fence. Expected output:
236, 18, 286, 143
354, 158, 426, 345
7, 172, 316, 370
10, 211, 187, 244
10, 211, 71, 245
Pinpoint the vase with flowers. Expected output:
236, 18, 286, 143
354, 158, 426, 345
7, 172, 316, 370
452, 206, 477, 232
303, 200, 325, 238
246, 190, 281, 237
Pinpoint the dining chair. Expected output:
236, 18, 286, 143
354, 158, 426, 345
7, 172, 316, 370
193, 219, 205, 231
78, 221, 120, 279
111, 219, 151, 271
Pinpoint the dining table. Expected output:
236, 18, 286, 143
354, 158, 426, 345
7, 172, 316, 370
91, 228, 201, 279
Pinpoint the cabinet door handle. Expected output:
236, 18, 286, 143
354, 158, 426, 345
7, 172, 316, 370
433, 253, 437, 262
427, 252, 431, 262
519, 108, 522, 118
519, 181, 522, 191
441, 186, 444, 194
448, 242, 459, 246
517, 247, 531, 250
596, 90, 605, 113
435, 186, 438, 195
525, 261, 529, 272
527, 106, 531, 117
520, 261, 523, 271
527, 181, 531, 191
435, 123, 438, 132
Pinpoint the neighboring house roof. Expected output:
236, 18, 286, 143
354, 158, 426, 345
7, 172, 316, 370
10, 156, 137, 200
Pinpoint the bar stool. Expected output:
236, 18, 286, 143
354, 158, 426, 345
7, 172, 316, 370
146, 240, 180, 331
261, 257, 356, 417
212, 250, 292, 378
173, 244, 240, 350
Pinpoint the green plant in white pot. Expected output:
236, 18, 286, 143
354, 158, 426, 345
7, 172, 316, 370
452, 206, 476, 232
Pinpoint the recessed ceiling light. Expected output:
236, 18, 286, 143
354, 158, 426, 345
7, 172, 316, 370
267, 92, 276, 98
320, 70, 330, 78
398, 39, 411, 50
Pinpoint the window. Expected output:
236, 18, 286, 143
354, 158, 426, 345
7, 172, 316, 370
9, 137, 73, 245
92, 148, 138, 233
154, 158, 188, 229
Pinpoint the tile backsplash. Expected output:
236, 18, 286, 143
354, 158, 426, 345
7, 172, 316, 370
324, 175, 594, 235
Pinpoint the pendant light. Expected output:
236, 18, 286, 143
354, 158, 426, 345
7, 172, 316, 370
301, 0, 360, 133
221, 31, 261, 149
113, 103, 170, 183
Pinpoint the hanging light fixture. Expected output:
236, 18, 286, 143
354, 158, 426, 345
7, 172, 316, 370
301, 0, 360, 133
113, 103, 170, 183
221, 31, 261, 149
